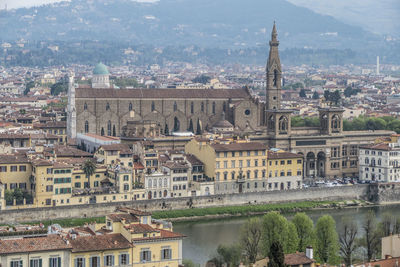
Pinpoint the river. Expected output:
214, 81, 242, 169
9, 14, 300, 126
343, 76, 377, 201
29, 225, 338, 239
173, 204, 400, 265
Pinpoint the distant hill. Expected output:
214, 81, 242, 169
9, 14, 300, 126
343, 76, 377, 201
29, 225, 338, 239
0, 0, 380, 49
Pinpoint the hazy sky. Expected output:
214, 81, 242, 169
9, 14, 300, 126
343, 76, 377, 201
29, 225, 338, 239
0, 0, 158, 9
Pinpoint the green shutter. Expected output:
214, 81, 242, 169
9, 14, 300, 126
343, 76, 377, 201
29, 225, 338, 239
58, 257, 61, 267
39, 259, 42, 267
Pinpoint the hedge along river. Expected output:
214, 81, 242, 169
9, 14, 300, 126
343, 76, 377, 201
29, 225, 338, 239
173, 204, 400, 266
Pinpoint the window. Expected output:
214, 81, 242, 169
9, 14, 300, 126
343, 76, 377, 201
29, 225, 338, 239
297, 159, 302, 164
140, 250, 151, 262
85, 121, 89, 133
280, 160, 285, 165
11, 260, 23, 267
119, 254, 129, 265
129, 103, 133, 111
49, 257, 61, 267
124, 184, 129, 191
190, 102, 194, 114
84, 103, 88, 110
247, 160, 251, 167
89, 257, 100, 267
239, 160, 243, 167
106, 103, 110, 110
0, 166, 7, 172
161, 248, 172, 260
287, 160, 292, 165
224, 161, 228, 168
19, 165, 26, 172
254, 160, 258, 167
231, 160, 235, 168
107, 121, 112, 136
224, 172, 228, 180
173, 101, 177, 112
46, 185, 53, 192
201, 102, 204, 112
123, 175, 129, 181
10, 165, 17, 172
212, 102, 216, 114
104, 255, 114, 267
75, 258, 85, 267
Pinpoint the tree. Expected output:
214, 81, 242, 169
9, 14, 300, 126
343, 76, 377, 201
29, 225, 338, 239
299, 89, 306, 98
210, 244, 242, 267
339, 217, 358, 267
330, 90, 341, 106
359, 211, 381, 261
113, 77, 139, 88
262, 212, 298, 255
5, 190, 13, 205
192, 74, 211, 84
239, 217, 262, 263
315, 215, 339, 264
267, 241, 286, 267
13, 188, 24, 204
82, 159, 96, 189
24, 80, 35, 95
379, 212, 394, 236
292, 213, 315, 252
312, 91, 319, 99
287, 222, 300, 253
50, 81, 68, 96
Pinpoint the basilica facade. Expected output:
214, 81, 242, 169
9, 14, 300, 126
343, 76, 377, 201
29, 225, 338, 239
68, 23, 394, 179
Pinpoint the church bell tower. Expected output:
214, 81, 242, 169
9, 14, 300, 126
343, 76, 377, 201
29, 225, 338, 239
265, 22, 282, 110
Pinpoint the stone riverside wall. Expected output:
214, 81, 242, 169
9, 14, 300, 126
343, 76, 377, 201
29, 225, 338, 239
0, 185, 370, 224
367, 183, 400, 203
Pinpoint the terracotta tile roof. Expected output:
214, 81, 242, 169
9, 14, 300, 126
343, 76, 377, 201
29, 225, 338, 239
84, 133, 120, 141
0, 154, 29, 164
70, 233, 132, 252
76, 88, 249, 99
211, 142, 267, 152
133, 162, 145, 169
284, 252, 315, 265
360, 143, 392, 151
117, 207, 152, 216
0, 234, 71, 255
354, 257, 400, 267
107, 213, 140, 223
185, 154, 204, 166
125, 224, 158, 234
267, 151, 303, 159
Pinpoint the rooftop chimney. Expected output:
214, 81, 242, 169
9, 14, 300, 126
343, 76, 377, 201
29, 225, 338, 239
306, 246, 313, 259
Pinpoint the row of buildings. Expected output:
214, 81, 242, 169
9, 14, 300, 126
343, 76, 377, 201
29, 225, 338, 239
0, 134, 303, 209
0, 207, 184, 267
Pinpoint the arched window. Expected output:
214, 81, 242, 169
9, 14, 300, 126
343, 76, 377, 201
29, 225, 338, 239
148, 179, 152, 188
107, 121, 112, 136
164, 178, 168, 187
173, 101, 177, 112
84, 103, 88, 110
84, 121, 89, 133
191, 102, 194, 114
159, 178, 162, 187
273, 69, 278, 87
223, 102, 226, 112
101, 128, 104, 136
112, 125, 116, 137
365, 158, 369, 164
279, 116, 288, 132
129, 103, 133, 111
151, 101, 155, 112
212, 102, 216, 114
201, 102, 204, 112
268, 115, 275, 130
106, 102, 110, 111
378, 159, 382, 166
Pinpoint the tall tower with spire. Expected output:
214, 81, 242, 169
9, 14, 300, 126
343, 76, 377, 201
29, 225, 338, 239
67, 75, 76, 140
265, 22, 282, 110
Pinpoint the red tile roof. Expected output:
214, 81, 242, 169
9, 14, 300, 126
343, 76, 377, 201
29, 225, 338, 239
70, 233, 132, 252
0, 234, 71, 255
131, 229, 185, 242
267, 151, 303, 159
360, 143, 392, 151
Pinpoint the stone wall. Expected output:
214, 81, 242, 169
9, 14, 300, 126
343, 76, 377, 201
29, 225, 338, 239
368, 183, 400, 203
0, 185, 369, 224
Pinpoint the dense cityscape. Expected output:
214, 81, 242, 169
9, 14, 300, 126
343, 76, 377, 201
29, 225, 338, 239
0, 0, 400, 267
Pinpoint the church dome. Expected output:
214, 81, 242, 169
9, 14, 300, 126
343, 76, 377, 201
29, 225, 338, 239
93, 63, 109, 75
